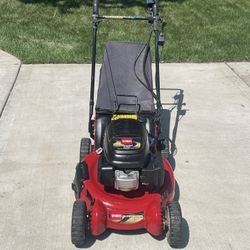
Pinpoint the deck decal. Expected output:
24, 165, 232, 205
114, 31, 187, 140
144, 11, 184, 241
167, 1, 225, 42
110, 212, 144, 224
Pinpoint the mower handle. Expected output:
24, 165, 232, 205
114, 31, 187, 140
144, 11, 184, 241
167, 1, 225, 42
89, 0, 162, 137
93, 0, 99, 15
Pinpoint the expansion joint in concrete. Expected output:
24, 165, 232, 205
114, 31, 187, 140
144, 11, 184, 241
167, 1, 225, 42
225, 62, 249, 88
0, 64, 22, 120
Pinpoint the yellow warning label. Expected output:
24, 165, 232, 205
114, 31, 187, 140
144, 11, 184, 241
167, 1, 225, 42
111, 114, 138, 121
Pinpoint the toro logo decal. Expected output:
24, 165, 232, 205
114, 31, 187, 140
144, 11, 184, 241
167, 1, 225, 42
110, 212, 144, 224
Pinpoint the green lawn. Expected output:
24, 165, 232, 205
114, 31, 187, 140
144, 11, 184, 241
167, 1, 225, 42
0, 0, 250, 63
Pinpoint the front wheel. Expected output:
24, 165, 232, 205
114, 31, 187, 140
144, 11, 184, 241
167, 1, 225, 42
165, 201, 182, 248
71, 200, 88, 248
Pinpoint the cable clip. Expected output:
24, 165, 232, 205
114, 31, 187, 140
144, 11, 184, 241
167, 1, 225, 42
96, 147, 103, 154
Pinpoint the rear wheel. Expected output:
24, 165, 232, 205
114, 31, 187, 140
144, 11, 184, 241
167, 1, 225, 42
71, 200, 88, 248
165, 201, 182, 248
79, 138, 91, 162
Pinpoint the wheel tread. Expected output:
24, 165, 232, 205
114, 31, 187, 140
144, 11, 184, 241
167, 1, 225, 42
79, 138, 91, 162
167, 201, 182, 248
71, 200, 87, 248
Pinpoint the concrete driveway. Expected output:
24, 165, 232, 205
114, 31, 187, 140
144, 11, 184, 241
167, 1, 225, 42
0, 50, 250, 250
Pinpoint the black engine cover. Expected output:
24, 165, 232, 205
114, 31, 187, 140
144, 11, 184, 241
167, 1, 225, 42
103, 119, 150, 169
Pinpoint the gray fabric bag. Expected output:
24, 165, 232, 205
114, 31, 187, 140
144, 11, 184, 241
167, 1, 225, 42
96, 42, 155, 113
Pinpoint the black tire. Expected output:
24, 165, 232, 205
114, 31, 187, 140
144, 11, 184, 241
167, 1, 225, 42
166, 201, 182, 248
80, 138, 91, 162
71, 200, 88, 248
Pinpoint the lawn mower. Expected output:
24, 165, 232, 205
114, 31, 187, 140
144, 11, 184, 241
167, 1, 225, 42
71, 0, 185, 248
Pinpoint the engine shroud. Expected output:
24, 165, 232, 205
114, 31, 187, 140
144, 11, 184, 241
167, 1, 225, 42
98, 118, 165, 192
103, 119, 150, 169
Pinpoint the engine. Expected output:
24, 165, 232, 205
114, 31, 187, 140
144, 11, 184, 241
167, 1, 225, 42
98, 118, 164, 192
114, 170, 139, 192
